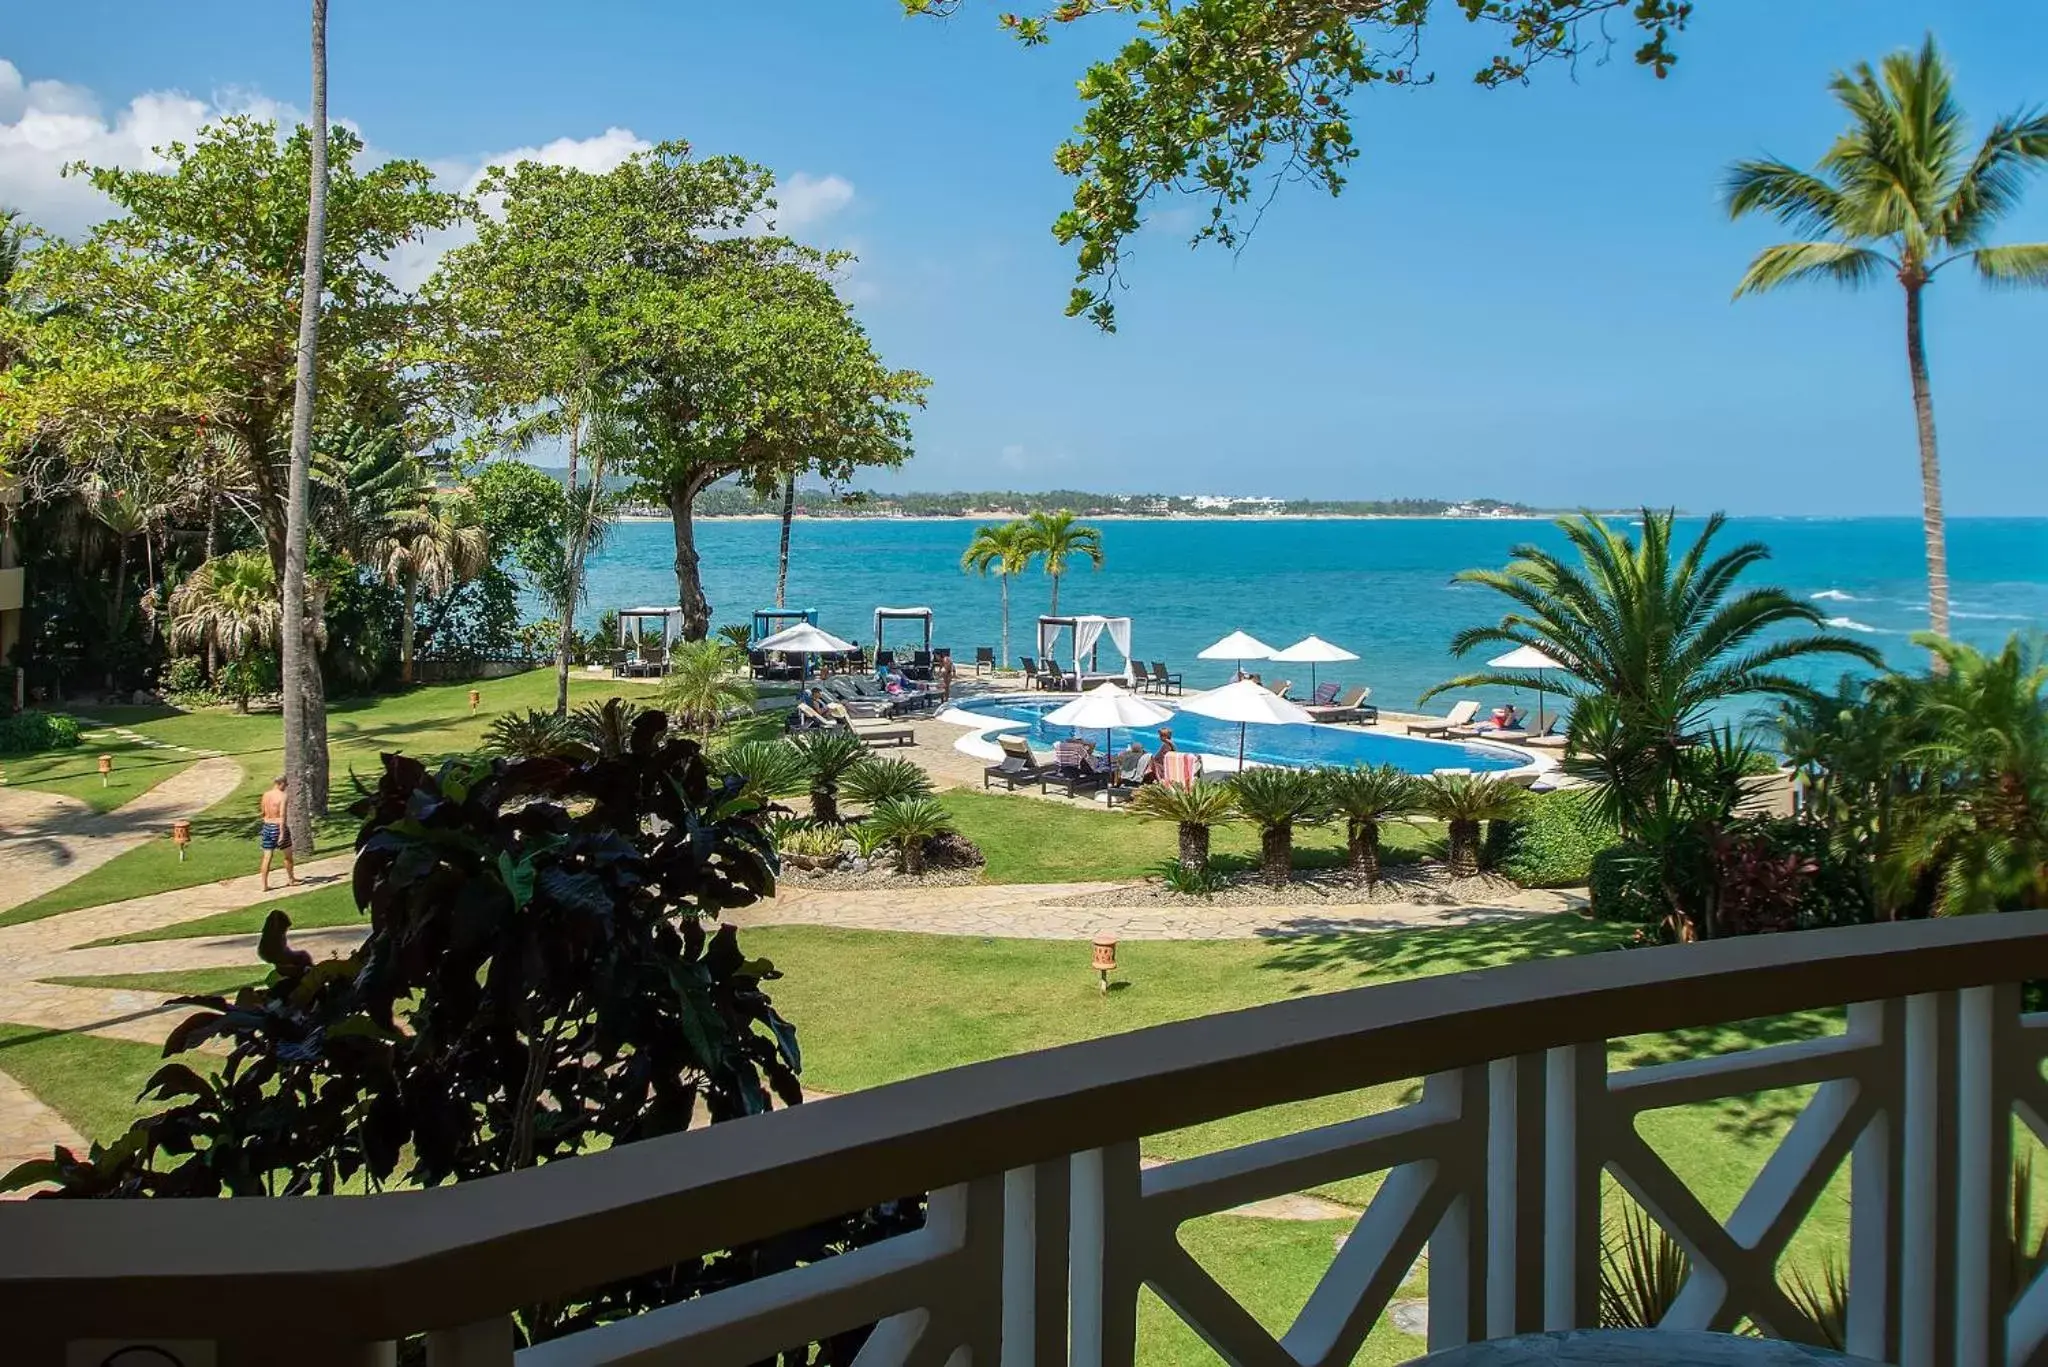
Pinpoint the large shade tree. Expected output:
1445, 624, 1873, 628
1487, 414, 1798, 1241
908, 0, 1691, 327
1725, 35, 2048, 643
0, 117, 459, 822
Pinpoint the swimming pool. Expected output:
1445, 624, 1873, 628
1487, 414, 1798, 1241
946, 695, 1531, 775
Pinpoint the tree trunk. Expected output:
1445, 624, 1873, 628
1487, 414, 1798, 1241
1049, 570, 1060, 616
1259, 823, 1292, 886
900, 836, 924, 876
203, 491, 219, 681
279, 0, 329, 846
554, 406, 590, 717
811, 784, 839, 826
399, 568, 418, 684
104, 536, 129, 690
1448, 819, 1480, 879
1904, 280, 1950, 646
1177, 821, 1210, 871
998, 575, 1011, 672
776, 475, 795, 609
668, 478, 711, 640
1347, 817, 1380, 886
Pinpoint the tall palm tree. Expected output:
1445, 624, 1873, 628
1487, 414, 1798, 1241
169, 551, 283, 712
1427, 510, 1878, 837
1019, 510, 1104, 615
378, 494, 489, 685
960, 521, 1035, 668
280, 0, 330, 845
1724, 36, 2048, 641
776, 473, 798, 609
553, 403, 627, 715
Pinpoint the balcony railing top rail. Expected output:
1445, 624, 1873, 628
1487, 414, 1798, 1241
7, 910, 2048, 1355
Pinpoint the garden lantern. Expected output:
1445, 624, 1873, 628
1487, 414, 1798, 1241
98, 753, 113, 787
469, 688, 481, 715
172, 818, 192, 861
1092, 933, 1119, 992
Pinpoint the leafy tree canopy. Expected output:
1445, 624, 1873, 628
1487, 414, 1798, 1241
908, 0, 1690, 327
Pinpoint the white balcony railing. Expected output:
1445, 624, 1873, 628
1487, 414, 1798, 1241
8, 912, 2048, 1367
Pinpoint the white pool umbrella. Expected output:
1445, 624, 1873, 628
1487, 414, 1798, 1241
757, 622, 858, 680
1197, 630, 1276, 679
1486, 643, 1567, 729
1271, 634, 1359, 691
1044, 681, 1174, 754
1178, 677, 1313, 767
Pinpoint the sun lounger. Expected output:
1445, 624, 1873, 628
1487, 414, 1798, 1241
1263, 678, 1292, 699
1407, 700, 1481, 737
983, 734, 1051, 790
1521, 715, 1571, 749
854, 721, 916, 748
1040, 739, 1108, 798
1305, 685, 1374, 724
1449, 707, 1530, 740
1102, 748, 1148, 807
1307, 681, 1342, 708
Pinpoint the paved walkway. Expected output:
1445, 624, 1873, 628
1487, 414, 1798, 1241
0, 756, 244, 915
0, 1068, 85, 1184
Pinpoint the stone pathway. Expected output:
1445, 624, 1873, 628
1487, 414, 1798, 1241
0, 755, 245, 915
0, 1067, 85, 1182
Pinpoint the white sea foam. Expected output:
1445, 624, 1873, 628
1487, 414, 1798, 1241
1809, 589, 1858, 602
1824, 616, 1883, 634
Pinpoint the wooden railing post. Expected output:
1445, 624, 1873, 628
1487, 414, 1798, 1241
1004, 1158, 1072, 1367
1954, 982, 2017, 1367
1902, 990, 1960, 1367
1544, 1042, 1605, 1332
1069, 1142, 1141, 1367
1427, 1066, 1491, 1352
1485, 1052, 1549, 1337
1847, 998, 1905, 1365
425, 1317, 515, 1366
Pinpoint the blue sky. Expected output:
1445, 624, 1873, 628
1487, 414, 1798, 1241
4, 1, 2045, 514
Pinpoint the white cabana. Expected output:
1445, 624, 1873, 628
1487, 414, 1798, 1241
618, 606, 684, 648
874, 606, 935, 658
1036, 614, 1135, 689
1043, 681, 1174, 754
757, 622, 858, 680
1197, 630, 1276, 677
1270, 634, 1358, 691
1177, 678, 1314, 767
1486, 644, 1569, 730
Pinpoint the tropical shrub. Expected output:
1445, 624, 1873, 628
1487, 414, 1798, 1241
570, 698, 648, 758
1598, 1204, 1688, 1329
715, 738, 812, 807
1318, 764, 1415, 886
1158, 858, 1229, 899
1226, 767, 1326, 886
662, 639, 756, 737
1488, 790, 1618, 888
161, 655, 207, 696
792, 729, 870, 824
1593, 819, 1872, 940
0, 709, 82, 755
776, 820, 847, 867
1130, 778, 1237, 872
841, 756, 936, 808
483, 708, 584, 760
867, 796, 955, 874
715, 622, 755, 654
1416, 773, 1528, 878
849, 820, 896, 861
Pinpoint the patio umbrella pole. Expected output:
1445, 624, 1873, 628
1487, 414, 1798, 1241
1238, 722, 1246, 769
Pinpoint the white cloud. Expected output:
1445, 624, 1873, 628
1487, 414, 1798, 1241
773, 172, 854, 231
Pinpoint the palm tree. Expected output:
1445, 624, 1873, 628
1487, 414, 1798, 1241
378, 494, 489, 684
553, 401, 628, 716
1427, 509, 1878, 838
169, 551, 282, 712
1417, 773, 1528, 879
1019, 510, 1104, 615
960, 521, 1035, 668
662, 639, 758, 739
279, 0, 331, 845
776, 472, 798, 608
868, 795, 955, 875
790, 729, 869, 824
1319, 764, 1417, 886
1226, 767, 1326, 886
1725, 36, 2048, 641
1130, 779, 1238, 872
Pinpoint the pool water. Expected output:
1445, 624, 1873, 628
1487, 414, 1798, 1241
951, 695, 1528, 774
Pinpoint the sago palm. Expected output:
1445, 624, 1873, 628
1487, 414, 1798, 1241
960, 521, 1034, 668
1319, 764, 1417, 886
790, 728, 869, 824
1416, 773, 1528, 879
1019, 510, 1103, 615
1130, 778, 1238, 872
378, 492, 489, 684
868, 796, 954, 875
1429, 509, 1877, 838
1725, 35, 2048, 640
662, 640, 757, 739
168, 550, 281, 712
1226, 767, 1325, 886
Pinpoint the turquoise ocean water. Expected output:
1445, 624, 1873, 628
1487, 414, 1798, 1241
579, 517, 2048, 712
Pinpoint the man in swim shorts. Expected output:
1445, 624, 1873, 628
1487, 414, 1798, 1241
259, 775, 297, 890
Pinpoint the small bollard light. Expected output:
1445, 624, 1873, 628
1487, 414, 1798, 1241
1092, 933, 1119, 993
98, 753, 113, 787
172, 818, 192, 861
468, 688, 481, 715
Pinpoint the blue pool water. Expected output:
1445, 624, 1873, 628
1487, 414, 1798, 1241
949, 694, 1527, 775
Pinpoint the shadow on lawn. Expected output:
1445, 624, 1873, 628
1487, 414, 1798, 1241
1251, 915, 1623, 991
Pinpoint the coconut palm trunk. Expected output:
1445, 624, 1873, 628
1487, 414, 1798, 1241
1178, 821, 1210, 871
399, 568, 419, 685
279, 0, 329, 848
1904, 280, 1951, 642
998, 574, 1011, 670
776, 475, 796, 608
1259, 823, 1292, 886
1347, 817, 1381, 884
1447, 819, 1481, 878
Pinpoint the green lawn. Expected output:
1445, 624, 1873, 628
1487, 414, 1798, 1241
0, 1023, 173, 1146
82, 881, 364, 949
941, 789, 1437, 884
0, 733, 197, 814
0, 671, 664, 928
41, 966, 275, 996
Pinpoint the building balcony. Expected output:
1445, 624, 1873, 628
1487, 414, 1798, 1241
5, 912, 2048, 1367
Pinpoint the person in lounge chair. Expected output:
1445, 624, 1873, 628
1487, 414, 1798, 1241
1142, 727, 1177, 783
811, 687, 853, 727
1117, 741, 1149, 785
793, 690, 834, 730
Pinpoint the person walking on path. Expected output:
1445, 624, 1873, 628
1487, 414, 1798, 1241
259, 776, 298, 890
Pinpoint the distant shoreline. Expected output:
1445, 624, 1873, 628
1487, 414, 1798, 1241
616, 512, 1573, 525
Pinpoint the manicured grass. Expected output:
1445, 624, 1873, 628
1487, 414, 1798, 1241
41, 966, 272, 996
0, 671, 663, 927
82, 882, 364, 948
0, 1023, 171, 1146
941, 789, 1438, 884
0, 733, 197, 814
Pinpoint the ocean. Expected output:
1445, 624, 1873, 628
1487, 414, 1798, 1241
578, 516, 2048, 711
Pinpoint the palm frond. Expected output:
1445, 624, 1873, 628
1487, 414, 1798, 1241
1723, 158, 1849, 234
1939, 108, 2048, 247
1968, 242, 2048, 289
1733, 241, 1893, 297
